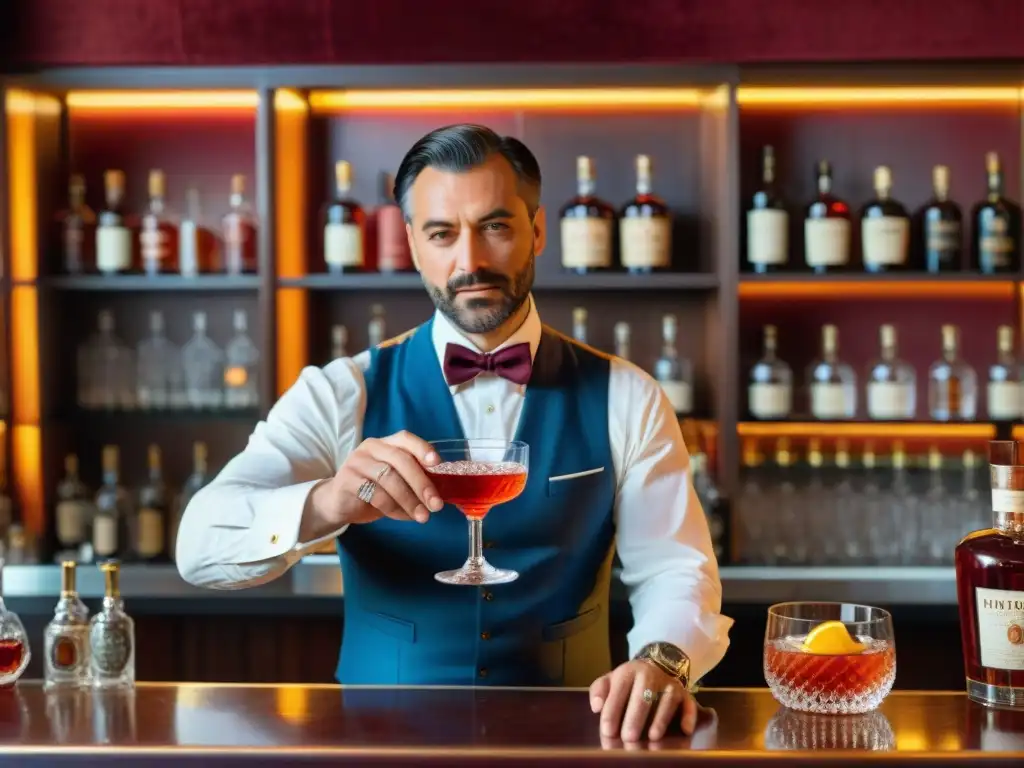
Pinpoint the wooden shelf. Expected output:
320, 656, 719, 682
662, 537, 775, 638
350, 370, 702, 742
738, 421, 997, 440
738, 273, 1016, 300
42, 275, 262, 292
280, 272, 717, 291
55, 408, 262, 424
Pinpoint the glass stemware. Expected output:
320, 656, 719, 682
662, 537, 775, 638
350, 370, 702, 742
0, 546, 31, 688
427, 439, 528, 586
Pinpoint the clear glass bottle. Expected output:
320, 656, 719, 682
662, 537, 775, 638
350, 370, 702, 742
322, 160, 366, 273
135, 311, 178, 411
619, 155, 671, 273
177, 187, 203, 278
92, 446, 132, 561
81, 310, 135, 410
0, 548, 30, 687
747, 145, 789, 273
54, 454, 95, 557
170, 442, 209, 562
929, 324, 978, 421
808, 324, 856, 419
804, 159, 851, 273
613, 321, 631, 361
182, 311, 225, 409
222, 173, 258, 275
330, 325, 349, 361
866, 324, 917, 420
653, 314, 693, 416
223, 309, 260, 410
139, 169, 179, 276
135, 445, 167, 561
987, 325, 1022, 421
368, 305, 387, 348
89, 561, 135, 689
571, 308, 588, 344
748, 324, 793, 420
560, 155, 615, 273
44, 561, 91, 689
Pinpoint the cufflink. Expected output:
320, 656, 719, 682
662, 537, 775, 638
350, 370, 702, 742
270, 534, 279, 544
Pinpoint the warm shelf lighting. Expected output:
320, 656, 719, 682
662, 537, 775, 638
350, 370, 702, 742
737, 86, 1023, 108
12, 425, 43, 537
738, 280, 1015, 300
309, 88, 707, 112
65, 90, 259, 112
738, 422, 996, 440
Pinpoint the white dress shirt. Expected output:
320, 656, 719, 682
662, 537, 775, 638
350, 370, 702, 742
176, 296, 733, 681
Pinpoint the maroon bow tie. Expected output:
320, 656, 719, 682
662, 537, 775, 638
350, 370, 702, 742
443, 342, 533, 386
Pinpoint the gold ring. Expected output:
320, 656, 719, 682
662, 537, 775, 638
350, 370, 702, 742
642, 688, 658, 705
375, 464, 391, 483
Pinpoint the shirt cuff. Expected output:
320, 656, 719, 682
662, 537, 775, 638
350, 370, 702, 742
245, 480, 335, 565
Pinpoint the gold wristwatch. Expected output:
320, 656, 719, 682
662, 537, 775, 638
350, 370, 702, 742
634, 642, 691, 686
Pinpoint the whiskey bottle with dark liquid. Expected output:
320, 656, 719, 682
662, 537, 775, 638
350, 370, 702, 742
861, 166, 910, 273
972, 152, 1022, 274
560, 156, 615, 273
917, 164, 963, 272
746, 145, 789, 273
619, 155, 671, 273
804, 160, 851, 273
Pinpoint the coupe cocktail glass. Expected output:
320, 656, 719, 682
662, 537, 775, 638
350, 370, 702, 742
764, 602, 896, 715
428, 439, 528, 586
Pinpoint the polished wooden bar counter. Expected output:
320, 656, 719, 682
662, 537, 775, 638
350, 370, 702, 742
0, 683, 1022, 765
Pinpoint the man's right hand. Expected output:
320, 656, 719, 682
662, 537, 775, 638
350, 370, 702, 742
300, 431, 445, 541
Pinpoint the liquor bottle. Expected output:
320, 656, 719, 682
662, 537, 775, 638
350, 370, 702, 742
135, 311, 177, 410
92, 446, 132, 561
330, 324, 349, 360
866, 324, 917, 420
222, 174, 258, 275
139, 169, 178, 275
0, 437, 10, 543
917, 165, 963, 272
79, 310, 135, 410
653, 314, 693, 416
323, 160, 366, 273
170, 442, 209, 562
43, 561, 90, 689
987, 325, 1022, 421
861, 166, 910, 272
954, 440, 1024, 708
89, 561, 135, 689
0, 556, 30, 686
808, 324, 856, 419
804, 160, 851, 273
223, 310, 260, 409
746, 145, 788, 273
619, 155, 671, 273
613, 322, 631, 361
929, 324, 978, 421
178, 187, 202, 278
748, 325, 793, 420
560, 156, 615, 273
182, 312, 225, 409
972, 152, 1022, 274
691, 448, 729, 565
376, 171, 413, 273
54, 454, 95, 558
95, 170, 132, 275
368, 305, 386, 348
572, 307, 588, 344
135, 445, 167, 561
61, 174, 96, 274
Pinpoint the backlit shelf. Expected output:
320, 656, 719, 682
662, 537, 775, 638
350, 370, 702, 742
280, 272, 717, 291
738, 421, 997, 440
738, 275, 1015, 300
42, 275, 262, 292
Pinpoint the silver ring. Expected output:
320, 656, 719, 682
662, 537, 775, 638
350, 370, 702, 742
374, 464, 391, 483
642, 688, 658, 706
357, 479, 377, 504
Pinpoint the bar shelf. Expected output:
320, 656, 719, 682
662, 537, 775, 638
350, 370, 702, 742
43, 275, 262, 292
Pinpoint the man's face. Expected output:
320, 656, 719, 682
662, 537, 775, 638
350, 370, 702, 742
405, 154, 545, 335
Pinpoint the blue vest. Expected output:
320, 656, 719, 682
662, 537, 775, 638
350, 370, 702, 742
335, 318, 617, 686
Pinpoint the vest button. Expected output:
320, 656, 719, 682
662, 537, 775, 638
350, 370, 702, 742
478, 667, 488, 678
480, 631, 491, 640
482, 590, 494, 601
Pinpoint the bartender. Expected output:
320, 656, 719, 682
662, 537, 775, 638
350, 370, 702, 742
176, 124, 732, 742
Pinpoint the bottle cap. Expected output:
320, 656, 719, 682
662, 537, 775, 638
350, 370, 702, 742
102, 445, 119, 473
764, 325, 777, 349
65, 453, 78, 475
998, 325, 1014, 353
104, 169, 125, 192
148, 169, 166, 198
928, 446, 943, 471
576, 156, 594, 181
986, 152, 1001, 175
941, 324, 958, 352
932, 165, 950, 194
101, 561, 121, 598
572, 307, 587, 324
61, 561, 76, 595
231, 174, 246, 196
335, 161, 353, 191
873, 166, 892, 193
879, 324, 896, 349
822, 324, 838, 351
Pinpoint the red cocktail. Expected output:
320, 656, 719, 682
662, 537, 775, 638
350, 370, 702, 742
428, 439, 528, 586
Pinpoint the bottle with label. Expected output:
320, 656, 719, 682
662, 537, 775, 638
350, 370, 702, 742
89, 561, 135, 689
861, 165, 910, 272
92, 446, 132, 561
746, 145, 788, 273
330, 324, 349, 360
619, 155, 671, 273
954, 440, 1024, 709
170, 441, 210, 562
972, 152, 1022, 274
54, 454, 95, 558
368, 305, 387, 348
613, 322, 631, 361
807, 324, 856, 420
95, 170, 133, 275
182, 312, 225, 409
747, 325, 793, 420
177, 187, 203, 278
929, 324, 978, 421
560, 156, 615, 273
987, 325, 1022, 421
571, 307, 588, 344
139, 169, 179, 276
222, 174, 258, 275
43, 561, 91, 689
376, 171, 413, 273
653, 314, 693, 416
60, 174, 96, 274
322, 160, 366, 273
223, 310, 260, 410
804, 160, 851, 273
866, 324, 917, 420
917, 165, 963, 273
135, 445, 167, 561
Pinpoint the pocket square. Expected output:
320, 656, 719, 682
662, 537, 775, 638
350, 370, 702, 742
548, 467, 606, 483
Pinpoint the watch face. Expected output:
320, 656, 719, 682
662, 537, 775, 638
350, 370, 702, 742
656, 643, 690, 676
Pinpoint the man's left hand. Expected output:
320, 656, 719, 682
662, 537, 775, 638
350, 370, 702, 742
589, 660, 696, 742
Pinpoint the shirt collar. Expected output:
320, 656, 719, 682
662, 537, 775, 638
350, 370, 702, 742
431, 294, 541, 391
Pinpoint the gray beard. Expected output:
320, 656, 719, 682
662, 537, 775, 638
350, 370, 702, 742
425, 254, 534, 335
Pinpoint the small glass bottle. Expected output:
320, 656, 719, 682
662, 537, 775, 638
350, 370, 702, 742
619, 155, 671, 273
748, 324, 793, 420
572, 307, 588, 344
653, 314, 693, 415
866, 324, 917, 420
560, 156, 615, 273
987, 325, 1023, 421
89, 561, 135, 689
0, 548, 30, 687
929, 324, 978, 421
808, 324, 857, 419
223, 310, 260, 410
44, 561, 91, 689
746, 145, 789, 273
613, 321, 631, 361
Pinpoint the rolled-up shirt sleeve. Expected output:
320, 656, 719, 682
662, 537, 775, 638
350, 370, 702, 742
175, 355, 368, 589
609, 359, 733, 684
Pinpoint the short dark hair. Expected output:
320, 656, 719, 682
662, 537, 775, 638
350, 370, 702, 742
393, 124, 542, 221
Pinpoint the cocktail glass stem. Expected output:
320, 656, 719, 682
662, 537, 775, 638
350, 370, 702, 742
467, 516, 485, 570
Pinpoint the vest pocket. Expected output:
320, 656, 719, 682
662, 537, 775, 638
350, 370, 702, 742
363, 611, 417, 643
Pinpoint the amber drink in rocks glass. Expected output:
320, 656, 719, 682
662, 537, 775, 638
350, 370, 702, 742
427, 439, 528, 586
764, 602, 896, 714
